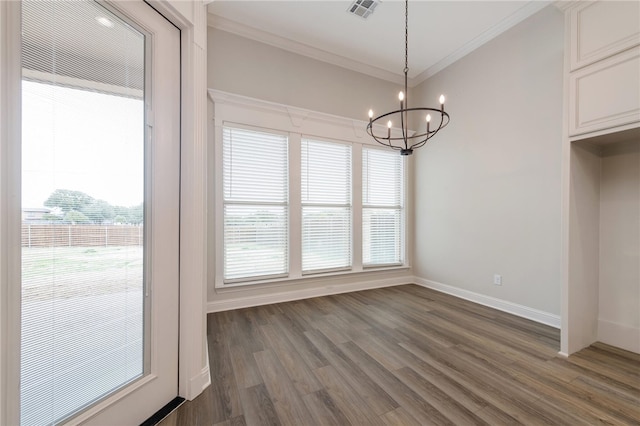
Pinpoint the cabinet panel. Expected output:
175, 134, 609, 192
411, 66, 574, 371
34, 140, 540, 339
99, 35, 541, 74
569, 47, 640, 137
571, 1, 640, 71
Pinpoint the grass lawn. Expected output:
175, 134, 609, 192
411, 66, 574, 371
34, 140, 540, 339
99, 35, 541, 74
22, 245, 143, 301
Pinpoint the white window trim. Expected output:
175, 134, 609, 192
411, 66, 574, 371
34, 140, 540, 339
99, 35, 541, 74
208, 89, 410, 289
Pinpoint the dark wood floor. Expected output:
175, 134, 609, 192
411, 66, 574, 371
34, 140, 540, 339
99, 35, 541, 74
159, 284, 640, 426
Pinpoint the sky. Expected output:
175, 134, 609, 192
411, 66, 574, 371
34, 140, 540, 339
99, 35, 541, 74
22, 81, 144, 209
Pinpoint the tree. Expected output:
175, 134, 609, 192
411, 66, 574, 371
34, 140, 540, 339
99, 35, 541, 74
43, 189, 143, 224
44, 189, 94, 213
112, 204, 143, 224
113, 215, 127, 224
127, 203, 143, 225
64, 210, 90, 224
41, 213, 62, 222
81, 199, 114, 224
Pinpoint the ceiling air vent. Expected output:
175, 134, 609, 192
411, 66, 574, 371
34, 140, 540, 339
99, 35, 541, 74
347, 0, 380, 19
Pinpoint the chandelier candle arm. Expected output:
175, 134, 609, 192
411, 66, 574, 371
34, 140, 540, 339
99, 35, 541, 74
399, 90, 405, 133
365, 0, 450, 155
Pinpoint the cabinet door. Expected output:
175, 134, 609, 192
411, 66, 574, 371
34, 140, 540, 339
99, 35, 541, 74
569, 47, 640, 137
570, 1, 640, 71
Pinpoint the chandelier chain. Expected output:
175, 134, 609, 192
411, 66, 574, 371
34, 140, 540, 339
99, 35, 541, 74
404, 0, 408, 74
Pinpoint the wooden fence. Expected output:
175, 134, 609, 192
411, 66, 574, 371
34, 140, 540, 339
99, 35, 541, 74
22, 225, 143, 248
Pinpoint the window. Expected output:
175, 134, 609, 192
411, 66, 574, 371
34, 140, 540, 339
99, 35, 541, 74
301, 139, 352, 273
212, 91, 408, 285
362, 147, 405, 266
223, 127, 289, 281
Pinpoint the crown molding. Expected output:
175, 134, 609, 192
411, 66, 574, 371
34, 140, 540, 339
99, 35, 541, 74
553, 0, 581, 12
207, 13, 405, 86
412, 1, 552, 85
208, 1, 551, 88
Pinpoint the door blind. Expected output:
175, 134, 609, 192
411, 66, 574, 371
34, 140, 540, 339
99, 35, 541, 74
223, 126, 289, 281
21, 1, 146, 424
301, 139, 352, 273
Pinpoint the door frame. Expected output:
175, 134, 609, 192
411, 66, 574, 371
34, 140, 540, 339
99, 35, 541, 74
0, 1, 210, 424
146, 0, 211, 403
145, 0, 213, 400
0, 0, 23, 424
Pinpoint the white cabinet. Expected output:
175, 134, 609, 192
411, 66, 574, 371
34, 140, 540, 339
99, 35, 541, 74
570, 1, 640, 71
569, 47, 640, 136
566, 1, 640, 139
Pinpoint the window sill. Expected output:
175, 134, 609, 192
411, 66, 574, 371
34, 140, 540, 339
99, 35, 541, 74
216, 264, 411, 291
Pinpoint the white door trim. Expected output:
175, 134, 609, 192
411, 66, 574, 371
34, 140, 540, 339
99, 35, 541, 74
146, 0, 212, 401
0, 1, 23, 424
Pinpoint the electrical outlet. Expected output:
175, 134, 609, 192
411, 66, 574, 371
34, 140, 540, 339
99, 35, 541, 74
493, 274, 502, 286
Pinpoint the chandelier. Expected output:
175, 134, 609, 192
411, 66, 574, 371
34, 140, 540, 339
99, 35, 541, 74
366, 0, 450, 155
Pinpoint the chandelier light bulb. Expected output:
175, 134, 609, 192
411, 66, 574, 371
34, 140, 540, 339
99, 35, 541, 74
426, 114, 431, 122
439, 95, 445, 104
387, 120, 392, 128
368, 109, 374, 119
399, 92, 404, 101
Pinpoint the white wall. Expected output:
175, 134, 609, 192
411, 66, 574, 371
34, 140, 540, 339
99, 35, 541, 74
598, 140, 640, 352
207, 27, 402, 121
206, 27, 414, 311
412, 5, 565, 317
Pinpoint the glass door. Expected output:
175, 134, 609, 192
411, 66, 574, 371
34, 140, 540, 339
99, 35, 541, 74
20, 1, 180, 424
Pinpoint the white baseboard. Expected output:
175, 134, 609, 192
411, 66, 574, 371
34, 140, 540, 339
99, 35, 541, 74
183, 341, 211, 401
207, 276, 411, 313
207, 275, 562, 330
413, 276, 561, 328
184, 364, 211, 401
598, 319, 640, 354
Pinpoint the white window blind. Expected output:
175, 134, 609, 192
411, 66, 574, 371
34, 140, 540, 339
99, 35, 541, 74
223, 126, 289, 281
21, 1, 145, 424
362, 147, 405, 266
301, 139, 352, 273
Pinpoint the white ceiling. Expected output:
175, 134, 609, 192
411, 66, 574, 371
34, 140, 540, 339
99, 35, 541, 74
207, 0, 552, 86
